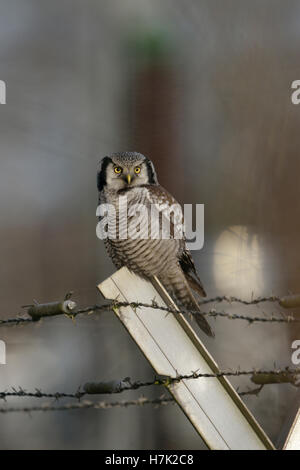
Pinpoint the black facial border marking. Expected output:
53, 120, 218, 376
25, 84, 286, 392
145, 158, 158, 184
97, 156, 112, 192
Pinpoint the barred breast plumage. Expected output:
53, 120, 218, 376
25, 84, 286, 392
103, 185, 182, 276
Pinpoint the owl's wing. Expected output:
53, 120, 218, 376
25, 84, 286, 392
143, 184, 184, 238
143, 185, 213, 336
144, 186, 206, 292
144, 184, 208, 294
179, 249, 207, 297
144, 186, 207, 295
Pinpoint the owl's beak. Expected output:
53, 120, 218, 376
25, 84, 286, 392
126, 174, 132, 185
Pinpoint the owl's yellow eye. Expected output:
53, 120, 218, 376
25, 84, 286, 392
134, 166, 141, 174
114, 166, 122, 174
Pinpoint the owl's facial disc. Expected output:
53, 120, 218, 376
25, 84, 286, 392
107, 159, 149, 190
97, 152, 158, 192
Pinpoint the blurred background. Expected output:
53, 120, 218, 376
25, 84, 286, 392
0, 0, 300, 450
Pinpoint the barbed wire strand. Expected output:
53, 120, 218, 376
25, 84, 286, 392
0, 386, 288, 413
199, 295, 280, 306
0, 297, 299, 327
0, 396, 175, 414
1, 367, 299, 402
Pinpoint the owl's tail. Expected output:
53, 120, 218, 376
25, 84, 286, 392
157, 270, 215, 338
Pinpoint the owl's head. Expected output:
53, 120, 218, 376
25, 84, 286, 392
97, 152, 158, 192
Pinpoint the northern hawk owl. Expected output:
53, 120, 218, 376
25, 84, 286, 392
97, 151, 214, 337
